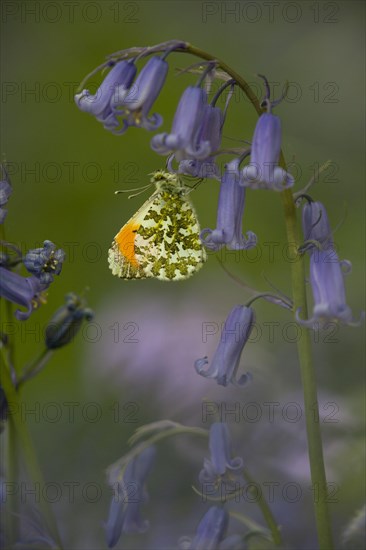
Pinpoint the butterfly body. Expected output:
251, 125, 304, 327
108, 171, 207, 280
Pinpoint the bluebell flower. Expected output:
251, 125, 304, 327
108, 56, 168, 133
297, 199, 364, 327
0, 267, 45, 321
199, 423, 243, 490
195, 305, 254, 387
23, 240, 65, 285
105, 446, 156, 548
200, 159, 257, 251
151, 86, 212, 160
75, 60, 137, 125
45, 292, 94, 349
189, 507, 229, 550
296, 249, 363, 328
241, 81, 294, 190
0, 165, 12, 223
171, 102, 223, 179
301, 200, 334, 251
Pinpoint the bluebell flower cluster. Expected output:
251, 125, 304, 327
75, 40, 364, 550
106, 422, 248, 549
75, 56, 168, 134
0, 164, 96, 547
76, 44, 294, 192
77, 42, 364, 395
0, 176, 92, 389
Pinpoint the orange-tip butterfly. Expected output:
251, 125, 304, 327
108, 170, 207, 280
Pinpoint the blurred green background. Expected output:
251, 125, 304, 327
1, 1, 365, 548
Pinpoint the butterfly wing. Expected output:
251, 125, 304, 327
108, 192, 157, 279
108, 189, 207, 280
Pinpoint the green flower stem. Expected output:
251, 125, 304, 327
17, 348, 53, 388
242, 469, 282, 546
0, 352, 63, 548
180, 43, 334, 550
5, 409, 19, 543
229, 509, 270, 534
280, 185, 334, 549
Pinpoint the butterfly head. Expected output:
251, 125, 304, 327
150, 170, 187, 195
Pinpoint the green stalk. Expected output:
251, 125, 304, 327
179, 43, 334, 549
0, 350, 63, 548
17, 348, 53, 388
281, 187, 334, 548
242, 469, 282, 546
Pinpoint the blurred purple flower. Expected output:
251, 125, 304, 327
188, 506, 229, 550
199, 423, 243, 490
105, 446, 156, 548
0, 164, 12, 223
195, 305, 254, 387
23, 240, 65, 285
200, 159, 257, 251
0, 267, 45, 321
45, 292, 94, 350
85, 292, 266, 420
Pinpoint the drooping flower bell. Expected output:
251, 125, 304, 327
151, 85, 210, 159
45, 292, 94, 349
105, 446, 156, 548
195, 305, 254, 387
75, 60, 137, 124
301, 199, 334, 252
200, 158, 257, 251
297, 198, 363, 327
23, 240, 65, 286
241, 75, 294, 191
171, 101, 223, 179
0, 267, 45, 321
188, 507, 229, 550
154, 77, 235, 180
109, 56, 168, 133
296, 249, 363, 328
199, 423, 243, 489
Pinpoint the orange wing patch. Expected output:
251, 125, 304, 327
115, 222, 140, 268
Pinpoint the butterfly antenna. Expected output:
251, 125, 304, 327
114, 183, 152, 199
183, 176, 204, 193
